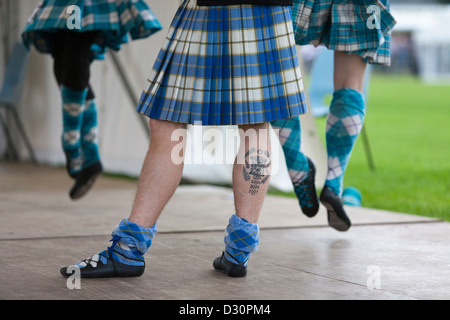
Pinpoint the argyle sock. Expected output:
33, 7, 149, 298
224, 215, 259, 266
271, 117, 309, 186
76, 219, 157, 268
324, 88, 365, 197
61, 86, 88, 177
81, 99, 101, 169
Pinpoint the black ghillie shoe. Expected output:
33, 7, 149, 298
60, 253, 145, 278
213, 252, 247, 277
69, 161, 103, 200
320, 186, 351, 232
294, 158, 319, 217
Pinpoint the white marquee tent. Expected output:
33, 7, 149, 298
0, 0, 327, 192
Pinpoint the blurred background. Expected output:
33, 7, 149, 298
0, 0, 449, 220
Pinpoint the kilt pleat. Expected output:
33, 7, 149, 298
137, 0, 307, 125
292, 0, 396, 65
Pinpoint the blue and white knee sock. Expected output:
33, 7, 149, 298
224, 215, 259, 266
61, 86, 88, 177
271, 117, 309, 186
325, 88, 365, 196
76, 219, 157, 268
81, 99, 100, 169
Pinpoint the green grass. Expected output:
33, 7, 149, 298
277, 74, 450, 221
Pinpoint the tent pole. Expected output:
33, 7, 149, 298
108, 51, 151, 140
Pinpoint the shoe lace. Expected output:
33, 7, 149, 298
296, 183, 314, 208
106, 235, 144, 262
79, 254, 101, 268
79, 235, 120, 268
105, 235, 122, 257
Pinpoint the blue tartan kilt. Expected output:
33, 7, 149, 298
292, 0, 396, 65
22, 0, 162, 58
136, 0, 307, 126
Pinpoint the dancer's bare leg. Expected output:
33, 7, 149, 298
129, 119, 187, 228
233, 122, 272, 223
212, 122, 272, 276
334, 51, 367, 92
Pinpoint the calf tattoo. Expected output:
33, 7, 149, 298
243, 148, 271, 195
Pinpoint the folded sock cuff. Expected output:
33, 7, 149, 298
225, 214, 259, 254
111, 219, 157, 255
331, 88, 365, 116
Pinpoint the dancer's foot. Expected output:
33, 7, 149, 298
213, 252, 247, 277
61, 219, 155, 278
60, 252, 145, 278
69, 161, 103, 200
61, 233, 146, 278
293, 158, 319, 217
320, 186, 351, 232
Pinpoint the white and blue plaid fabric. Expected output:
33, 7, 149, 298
22, 0, 162, 56
137, 0, 307, 125
292, 0, 396, 65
